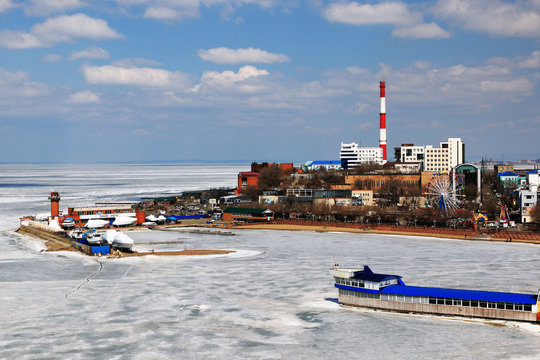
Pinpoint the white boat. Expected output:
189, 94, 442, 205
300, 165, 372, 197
157, 215, 167, 223
146, 214, 159, 222
85, 219, 109, 228
112, 216, 137, 226
112, 232, 134, 251
61, 218, 75, 228
102, 230, 117, 245
142, 221, 156, 226
68, 229, 86, 240
85, 229, 103, 245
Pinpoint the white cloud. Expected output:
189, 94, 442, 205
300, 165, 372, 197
433, 0, 540, 37
479, 79, 533, 92
42, 53, 63, 62
198, 47, 290, 64
69, 46, 110, 60
24, 0, 86, 16
0, 13, 122, 49
392, 22, 450, 39
517, 50, 540, 68
82, 65, 189, 88
144, 6, 199, 20
193, 65, 269, 94
324, 1, 422, 26
0, 67, 50, 97
0, 0, 12, 13
121, 0, 290, 21
70, 90, 100, 103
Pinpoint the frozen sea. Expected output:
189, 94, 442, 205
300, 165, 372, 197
1, 164, 540, 359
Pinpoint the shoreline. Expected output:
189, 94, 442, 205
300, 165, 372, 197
233, 222, 540, 244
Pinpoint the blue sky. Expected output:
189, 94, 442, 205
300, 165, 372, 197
0, 0, 539, 163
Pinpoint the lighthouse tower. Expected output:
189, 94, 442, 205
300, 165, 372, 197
49, 191, 61, 218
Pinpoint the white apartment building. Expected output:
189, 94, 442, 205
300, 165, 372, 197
340, 142, 383, 169
424, 138, 465, 172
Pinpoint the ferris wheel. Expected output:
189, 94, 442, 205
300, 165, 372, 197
425, 172, 465, 217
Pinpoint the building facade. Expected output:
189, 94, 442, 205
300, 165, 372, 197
519, 190, 538, 223
394, 144, 425, 163
424, 138, 465, 172
302, 160, 341, 172
340, 142, 383, 169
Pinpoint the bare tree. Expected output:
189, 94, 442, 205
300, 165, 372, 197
257, 166, 283, 190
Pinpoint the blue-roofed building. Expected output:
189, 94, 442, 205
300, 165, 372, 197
498, 171, 520, 188
301, 160, 341, 172
330, 265, 539, 322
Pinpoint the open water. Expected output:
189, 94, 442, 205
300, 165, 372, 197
1, 164, 540, 359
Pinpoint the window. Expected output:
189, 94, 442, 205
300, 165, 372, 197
479, 301, 487, 308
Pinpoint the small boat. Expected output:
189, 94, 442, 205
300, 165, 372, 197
112, 232, 134, 251
330, 265, 540, 323
68, 229, 86, 240
85, 219, 109, 228
62, 218, 75, 229
112, 216, 137, 226
102, 230, 117, 245
85, 229, 103, 245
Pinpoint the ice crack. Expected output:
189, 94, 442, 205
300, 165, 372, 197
64, 259, 104, 300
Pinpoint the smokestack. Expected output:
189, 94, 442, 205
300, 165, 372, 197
379, 81, 387, 163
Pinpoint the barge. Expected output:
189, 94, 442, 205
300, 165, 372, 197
330, 265, 539, 323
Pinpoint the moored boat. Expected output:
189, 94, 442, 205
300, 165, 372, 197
330, 265, 540, 323
112, 232, 134, 251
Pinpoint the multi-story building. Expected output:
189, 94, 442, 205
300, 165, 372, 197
340, 142, 383, 169
394, 144, 425, 163
424, 138, 465, 172
519, 190, 538, 223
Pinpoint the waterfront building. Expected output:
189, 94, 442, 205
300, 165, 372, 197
222, 207, 274, 222
340, 142, 383, 169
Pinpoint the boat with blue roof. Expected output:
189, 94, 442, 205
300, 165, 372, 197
330, 265, 539, 323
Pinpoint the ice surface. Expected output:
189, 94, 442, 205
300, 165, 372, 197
1, 164, 540, 359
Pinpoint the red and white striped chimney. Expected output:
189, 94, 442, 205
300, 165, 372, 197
379, 81, 387, 163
